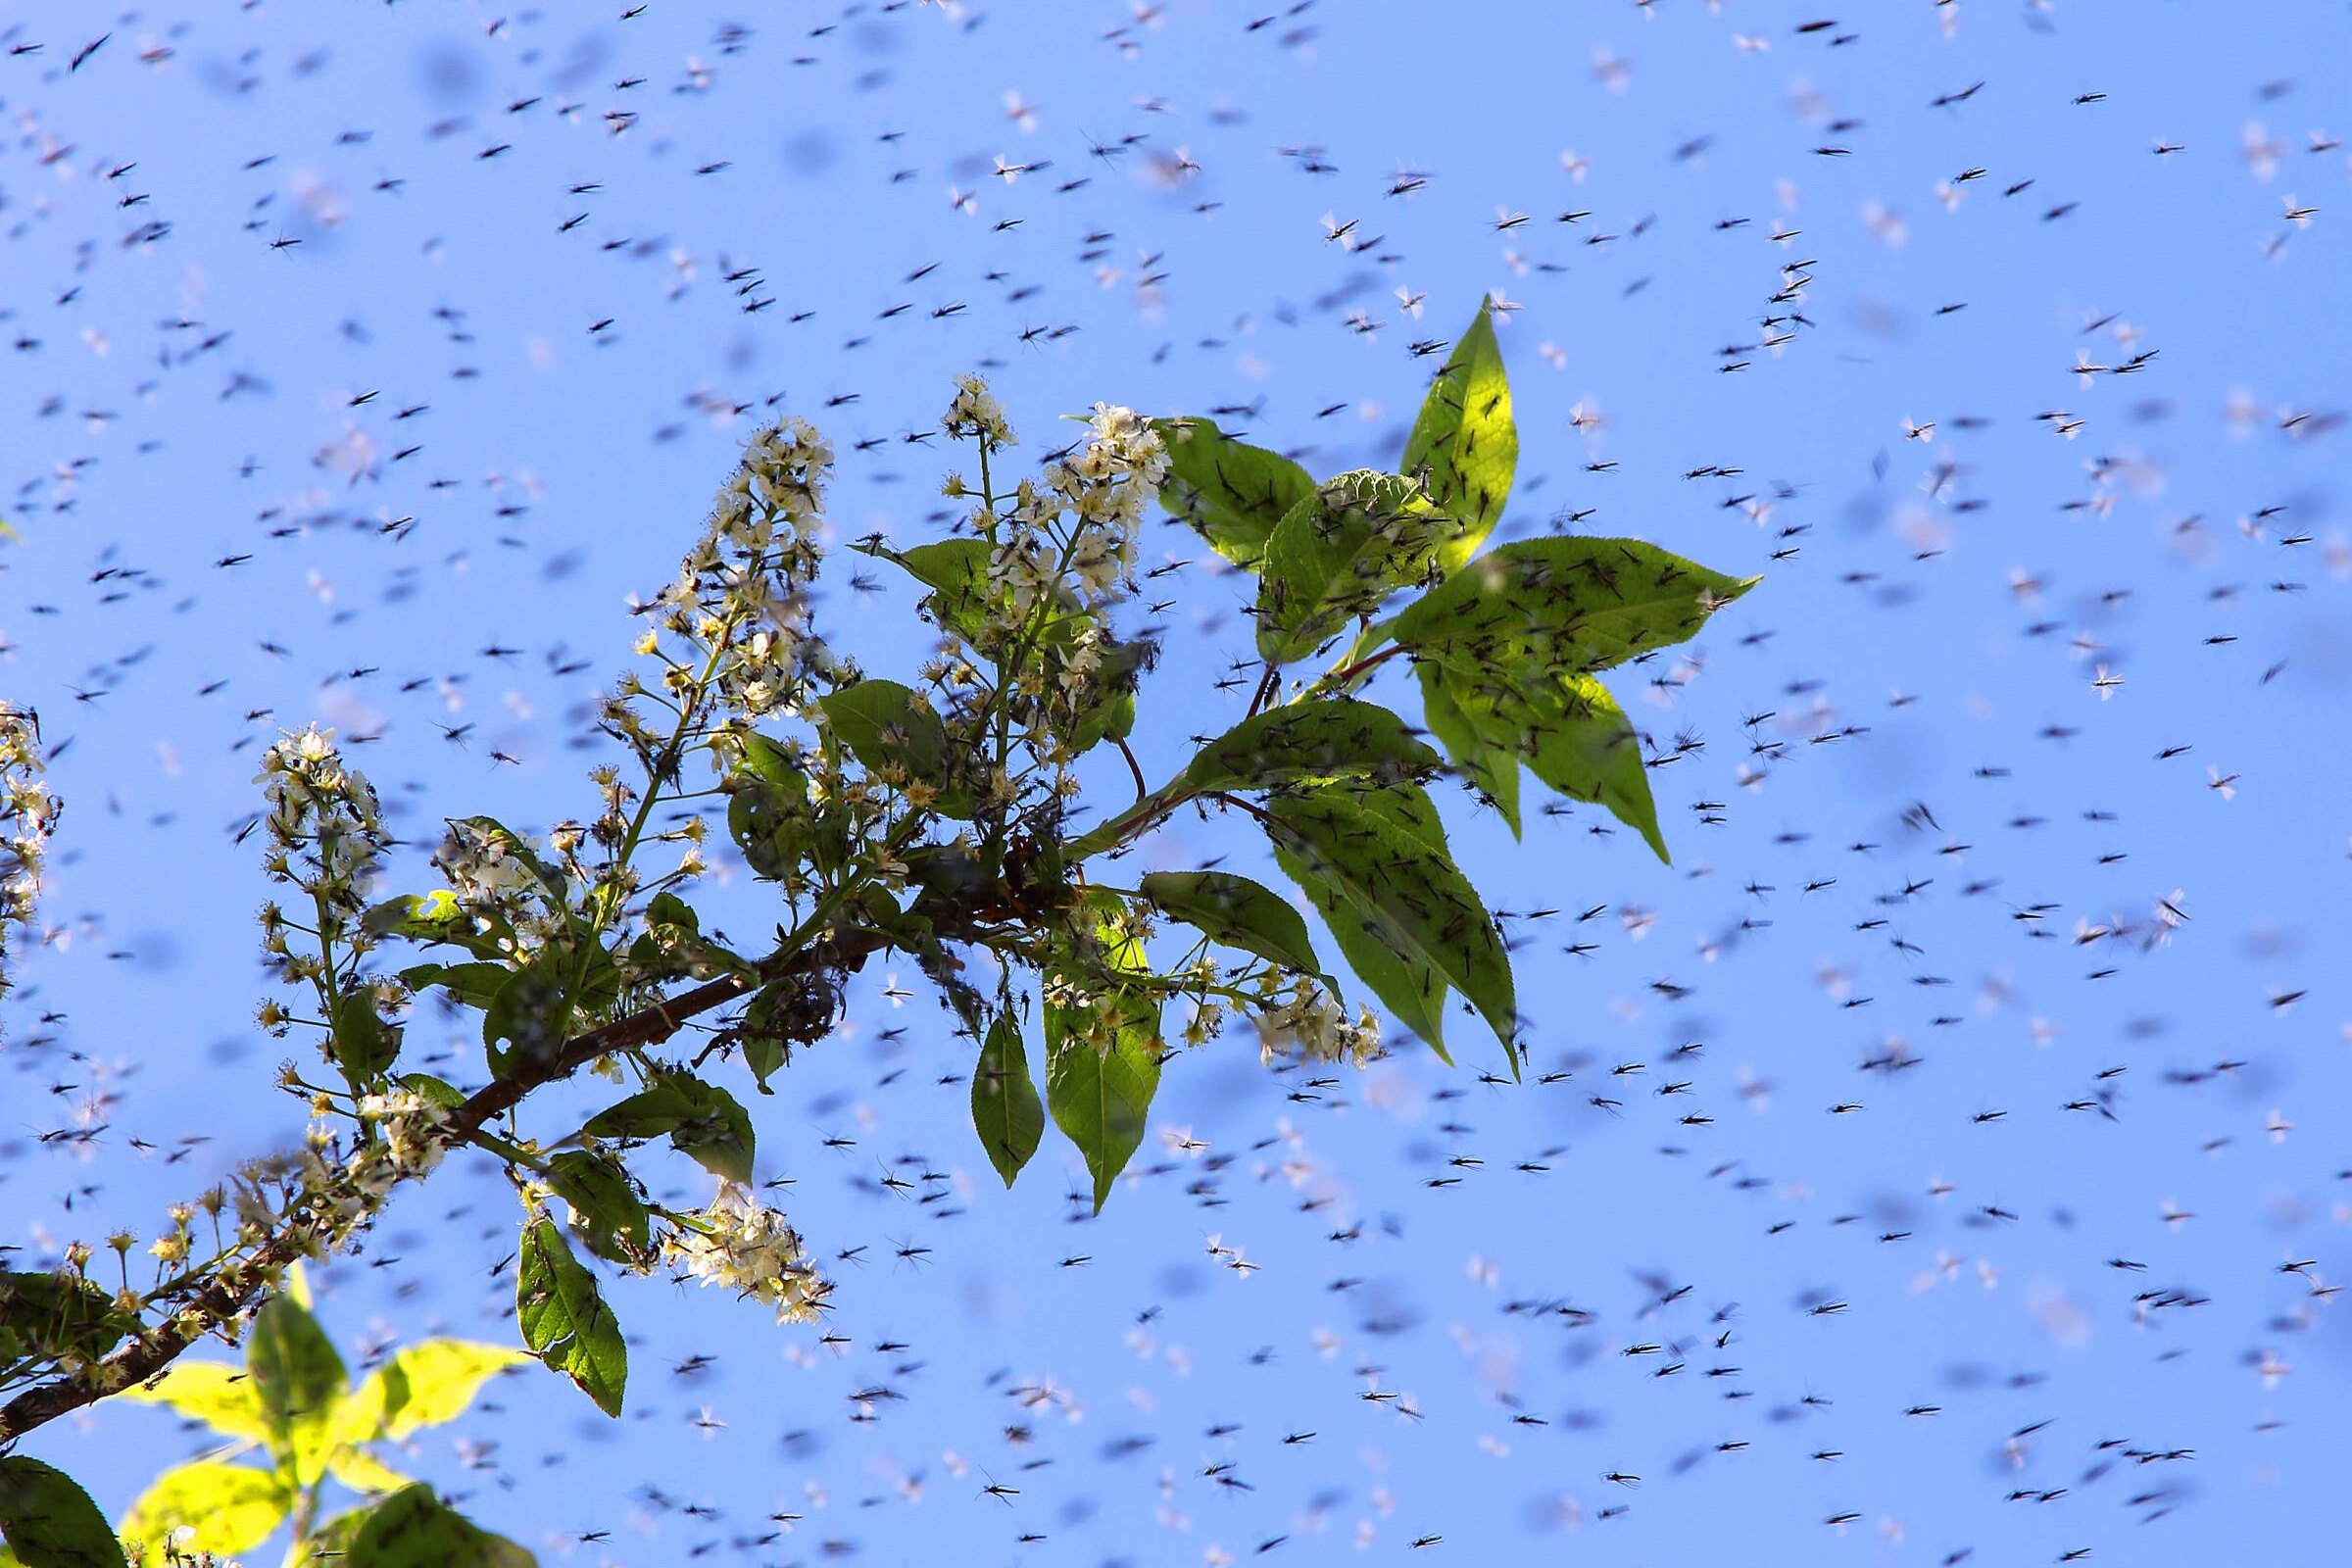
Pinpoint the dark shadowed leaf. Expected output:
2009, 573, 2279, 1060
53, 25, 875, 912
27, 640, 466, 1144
1139, 870, 1323, 976
0, 1457, 128, 1568
545, 1150, 652, 1263
347, 1484, 534, 1568
818, 679, 970, 815
584, 1072, 755, 1185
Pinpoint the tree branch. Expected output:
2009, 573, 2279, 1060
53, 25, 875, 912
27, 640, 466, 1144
0, 910, 901, 1445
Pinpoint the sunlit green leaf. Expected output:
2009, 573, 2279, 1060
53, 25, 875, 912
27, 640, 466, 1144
892, 538, 995, 642
1045, 899, 1162, 1212
1389, 536, 1757, 676
1399, 304, 1517, 572
1265, 786, 1515, 1059
245, 1292, 346, 1482
1184, 699, 1441, 795
1417, 662, 1521, 835
1138, 870, 1322, 977
1427, 661, 1666, 860
335, 1341, 526, 1447
117, 1361, 268, 1446
118, 1462, 288, 1567
360, 892, 508, 961
515, 1217, 625, 1418
1152, 416, 1316, 570
326, 1446, 413, 1497
0, 1456, 127, 1568
346, 1485, 533, 1568
1045, 1004, 1160, 1214
1255, 471, 1468, 664
970, 1014, 1045, 1188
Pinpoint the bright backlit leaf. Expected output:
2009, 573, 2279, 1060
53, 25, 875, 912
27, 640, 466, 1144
969, 1014, 1045, 1188
1399, 304, 1517, 572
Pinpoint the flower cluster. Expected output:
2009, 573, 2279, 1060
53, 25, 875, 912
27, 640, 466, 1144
434, 819, 545, 922
1252, 979, 1385, 1068
990, 403, 1167, 614
677, 417, 837, 705
662, 1182, 828, 1323
353, 1089, 454, 1179
942, 370, 1015, 447
253, 726, 389, 994
0, 703, 58, 1002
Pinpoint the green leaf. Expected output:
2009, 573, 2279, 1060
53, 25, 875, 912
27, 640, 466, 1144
117, 1361, 269, 1446
360, 892, 507, 961
969, 1014, 1045, 1188
544, 1150, 652, 1263
1399, 304, 1517, 572
631, 893, 749, 983
1138, 871, 1323, 977
1044, 900, 1163, 1212
1255, 471, 1468, 664
1428, 661, 1667, 860
479, 954, 569, 1080
1418, 662, 1521, 835
819, 679, 966, 813
331, 989, 400, 1080
891, 539, 996, 642
1269, 836, 1447, 1060
1184, 699, 1441, 795
727, 772, 815, 881
324, 1446, 414, 1498
118, 1462, 289, 1567
336, 1341, 527, 1445
0, 1457, 127, 1568
1045, 1001, 1160, 1214
0, 1270, 138, 1366
398, 1072, 466, 1110
347, 1485, 534, 1568
1389, 536, 1757, 676
1152, 417, 1317, 570
1265, 786, 1515, 1059
515, 1217, 626, 1418
246, 1292, 347, 1480
583, 1073, 755, 1185
398, 961, 514, 1011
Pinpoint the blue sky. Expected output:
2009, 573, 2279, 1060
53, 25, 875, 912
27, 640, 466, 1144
4, 1, 2349, 1563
